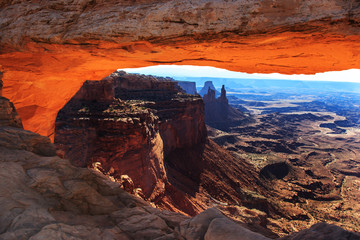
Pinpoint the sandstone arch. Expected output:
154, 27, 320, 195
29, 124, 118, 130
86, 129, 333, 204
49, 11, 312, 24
0, 0, 359, 137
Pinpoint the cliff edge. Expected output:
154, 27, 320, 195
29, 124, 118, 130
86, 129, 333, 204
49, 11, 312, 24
54, 71, 270, 220
0, 74, 359, 239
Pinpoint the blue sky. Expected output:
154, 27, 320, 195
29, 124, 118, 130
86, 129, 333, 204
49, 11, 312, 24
120, 65, 360, 83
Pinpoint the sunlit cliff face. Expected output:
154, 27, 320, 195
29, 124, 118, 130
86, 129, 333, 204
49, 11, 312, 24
0, 0, 359, 139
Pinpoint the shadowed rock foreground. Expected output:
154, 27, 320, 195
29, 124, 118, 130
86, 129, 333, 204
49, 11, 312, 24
1, 92, 360, 240
1, 75, 360, 239
54, 71, 270, 222
1, 1, 360, 238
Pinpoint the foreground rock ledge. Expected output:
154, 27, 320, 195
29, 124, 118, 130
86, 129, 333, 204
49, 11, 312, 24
2, 125, 360, 239
0, 76, 359, 239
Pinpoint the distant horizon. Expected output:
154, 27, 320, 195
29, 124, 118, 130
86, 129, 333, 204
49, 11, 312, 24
120, 65, 360, 83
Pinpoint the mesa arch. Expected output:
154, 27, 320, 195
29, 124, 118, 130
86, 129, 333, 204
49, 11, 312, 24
0, 0, 359, 139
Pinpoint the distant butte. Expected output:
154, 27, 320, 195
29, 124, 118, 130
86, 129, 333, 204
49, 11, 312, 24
203, 83, 254, 131
0, 0, 359, 137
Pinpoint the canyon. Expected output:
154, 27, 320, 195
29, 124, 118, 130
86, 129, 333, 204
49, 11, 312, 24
206, 82, 360, 235
1, 0, 360, 239
54, 71, 271, 224
2, 74, 360, 239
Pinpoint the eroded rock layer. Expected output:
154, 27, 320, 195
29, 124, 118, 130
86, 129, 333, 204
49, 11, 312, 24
54, 72, 272, 222
208, 95, 360, 235
1, 82, 360, 239
55, 71, 206, 202
55, 71, 360, 236
0, 0, 360, 137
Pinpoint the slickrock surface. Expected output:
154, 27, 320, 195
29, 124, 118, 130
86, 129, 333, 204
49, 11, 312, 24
180, 208, 270, 240
1, 125, 359, 239
0, 0, 360, 137
279, 223, 360, 240
0, 125, 189, 240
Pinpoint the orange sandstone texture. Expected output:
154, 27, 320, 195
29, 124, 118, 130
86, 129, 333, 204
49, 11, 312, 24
0, 0, 359, 138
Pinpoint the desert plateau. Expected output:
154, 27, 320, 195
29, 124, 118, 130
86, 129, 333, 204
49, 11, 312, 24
1, 0, 360, 239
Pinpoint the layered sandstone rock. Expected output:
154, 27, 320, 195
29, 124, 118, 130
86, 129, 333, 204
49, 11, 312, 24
0, 91, 189, 240
1, 0, 359, 47
0, 98, 23, 128
54, 71, 273, 223
54, 71, 209, 202
0, 72, 22, 128
55, 72, 186, 200
0, 122, 189, 240
1, 73, 359, 240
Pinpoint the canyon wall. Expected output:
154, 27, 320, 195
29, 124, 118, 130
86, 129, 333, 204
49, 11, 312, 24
54, 71, 275, 224
1, 72, 360, 240
55, 71, 207, 201
0, 0, 359, 137
1, 1, 360, 238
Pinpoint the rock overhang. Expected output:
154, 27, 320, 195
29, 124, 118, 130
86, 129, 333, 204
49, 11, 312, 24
0, 0, 360, 137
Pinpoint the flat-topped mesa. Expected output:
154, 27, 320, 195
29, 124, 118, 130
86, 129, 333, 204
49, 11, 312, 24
199, 81, 220, 98
72, 71, 183, 102
109, 71, 184, 101
55, 71, 206, 200
177, 81, 197, 95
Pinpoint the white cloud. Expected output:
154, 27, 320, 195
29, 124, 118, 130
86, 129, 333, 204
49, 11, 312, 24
120, 65, 360, 83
